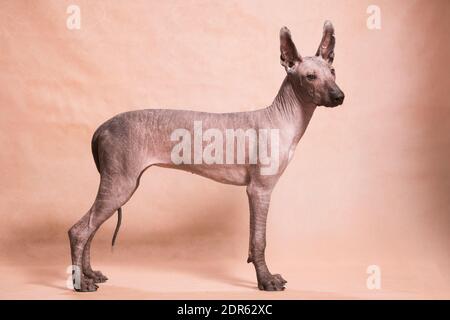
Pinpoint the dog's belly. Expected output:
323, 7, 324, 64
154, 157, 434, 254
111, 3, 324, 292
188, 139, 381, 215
155, 163, 250, 186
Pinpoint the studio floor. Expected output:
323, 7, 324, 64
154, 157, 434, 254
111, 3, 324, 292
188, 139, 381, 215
1, 245, 448, 300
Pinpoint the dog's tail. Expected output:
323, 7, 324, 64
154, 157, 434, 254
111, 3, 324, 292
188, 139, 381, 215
112, 207, 122, 247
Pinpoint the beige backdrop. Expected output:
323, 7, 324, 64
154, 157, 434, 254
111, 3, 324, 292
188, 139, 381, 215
0, 0, 449, 299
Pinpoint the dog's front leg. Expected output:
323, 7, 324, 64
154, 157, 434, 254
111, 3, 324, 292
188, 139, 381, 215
246, 184, 287, 291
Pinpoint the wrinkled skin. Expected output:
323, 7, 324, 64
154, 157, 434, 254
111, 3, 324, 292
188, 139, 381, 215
68, 21, 344, 292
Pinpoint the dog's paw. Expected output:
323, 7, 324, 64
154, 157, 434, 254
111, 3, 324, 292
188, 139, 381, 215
74, 275, 99, 292
84, 270, 108, 283
258, 273, 287, 291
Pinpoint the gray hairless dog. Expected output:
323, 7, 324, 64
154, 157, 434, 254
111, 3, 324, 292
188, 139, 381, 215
69, 21, 344, 292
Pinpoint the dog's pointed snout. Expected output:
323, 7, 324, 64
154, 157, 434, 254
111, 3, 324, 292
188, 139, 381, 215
333, 92, 345, 104
329, 89, 345, 106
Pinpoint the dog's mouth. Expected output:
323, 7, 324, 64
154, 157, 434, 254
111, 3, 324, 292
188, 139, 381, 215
322, 101, 341, 108
324, 101, 343, 108
323, 96, 345, 108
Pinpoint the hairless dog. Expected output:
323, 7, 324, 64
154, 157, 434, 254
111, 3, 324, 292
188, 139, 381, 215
69, 21, 344, 292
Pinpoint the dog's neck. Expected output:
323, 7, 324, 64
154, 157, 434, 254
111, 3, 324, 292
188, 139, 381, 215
265, 76, 317, 144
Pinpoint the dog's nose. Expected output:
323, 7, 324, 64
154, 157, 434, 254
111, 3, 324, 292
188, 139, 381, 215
332, 92, 345, 105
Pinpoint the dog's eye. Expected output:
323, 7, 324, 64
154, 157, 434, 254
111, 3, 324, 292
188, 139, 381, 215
330, 68, 335, 76
306, 74, 317, 81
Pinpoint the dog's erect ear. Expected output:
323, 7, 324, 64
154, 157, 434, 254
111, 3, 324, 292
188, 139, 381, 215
315, 20, 335, 64
280, 27, 302, 72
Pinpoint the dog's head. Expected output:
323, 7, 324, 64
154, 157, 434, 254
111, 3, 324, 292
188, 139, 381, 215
279, 21, 345, 107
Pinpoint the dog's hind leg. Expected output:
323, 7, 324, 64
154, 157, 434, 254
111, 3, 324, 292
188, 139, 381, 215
82, 206, 122, 283
68, 172, 139, 291
82, 230, 107, 283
